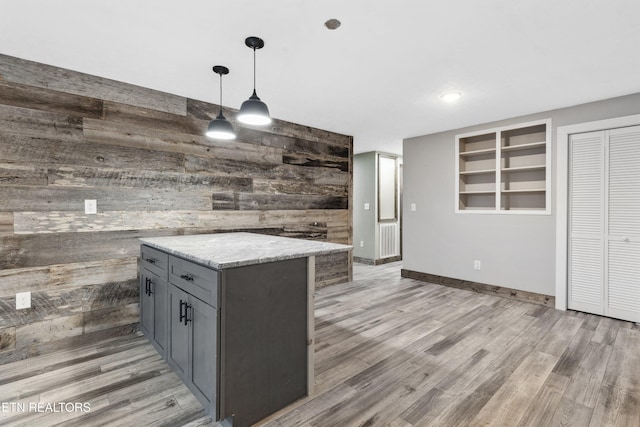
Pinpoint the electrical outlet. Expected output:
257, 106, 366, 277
16, 292, 31, 310
410, 203, 417, 212
360, 241, 364, 247
85, 199, 97, 215
474, 260, 481, 270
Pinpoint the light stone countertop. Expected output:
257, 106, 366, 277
140, 232, 352, 270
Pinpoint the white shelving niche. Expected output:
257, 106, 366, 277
455, 119, 551, 214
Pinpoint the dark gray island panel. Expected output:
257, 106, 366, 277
220, 258, 308, 427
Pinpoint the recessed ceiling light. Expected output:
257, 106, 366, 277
440, 91, 463, 102
324, 19, 341, 30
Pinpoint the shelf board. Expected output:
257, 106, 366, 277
460, 190, 496, 195
459, 169, 496, 176
501, 165, 545, 172
501, 141, 546, 152
501, 189, 546, 193
459, 147, 497, 157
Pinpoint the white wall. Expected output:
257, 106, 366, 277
353, 152, 377, 260
403, 92, 640, 296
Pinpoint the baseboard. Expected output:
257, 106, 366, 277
401, 269, 555, 307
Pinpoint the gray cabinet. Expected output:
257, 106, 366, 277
140, 243, 309, 427
167, 283, 218, 416
139, 246, 169, 356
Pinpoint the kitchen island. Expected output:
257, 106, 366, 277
138, 232, 352, 427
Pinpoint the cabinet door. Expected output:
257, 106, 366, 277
167, 284, 190, 379
190, 296, 218, 416
139, 271, 155, 339
152, 277, 168, 352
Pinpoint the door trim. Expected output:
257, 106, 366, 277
555, 113, 640, 310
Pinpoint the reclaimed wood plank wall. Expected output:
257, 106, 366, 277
0, 54, 353, 364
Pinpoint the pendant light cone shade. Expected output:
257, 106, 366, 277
206, 112, 235, 140
206, 65, 236, 140
238, 36, 272, 126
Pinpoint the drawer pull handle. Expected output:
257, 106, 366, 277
145, 277, 153, 296
146, 258, 156, 265
180, 274, 194, 282
185, 304, 193, 325
179, 300, 192, 326
179, 299, 186, 323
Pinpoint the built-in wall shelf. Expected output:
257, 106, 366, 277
501, 189, 546, 193
500, 141, 546, 152
459, 147, 497, 157
455, 119, 551, 214
459, 169, 497, 176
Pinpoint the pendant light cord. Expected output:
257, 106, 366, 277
253, 47, 256, 91
219, 73, 223, 116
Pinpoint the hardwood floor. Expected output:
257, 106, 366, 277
1, 262, 638, 426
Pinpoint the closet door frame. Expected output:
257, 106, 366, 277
555, 113, 640, 311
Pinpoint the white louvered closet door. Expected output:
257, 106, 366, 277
569, 131, 605, 316
569, 126, 640, 323
607, 126, 640, 322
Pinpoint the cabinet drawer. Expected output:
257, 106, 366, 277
141, 245, 169, 278
169, 256, 219, 307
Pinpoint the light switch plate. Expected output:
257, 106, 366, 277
410, 203, 417, 212
16, 292, 31, 310
364, 203, 370, 210
85, 199, 97, 214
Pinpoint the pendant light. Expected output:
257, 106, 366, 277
206, 65, 236, 140
237, 36, 272, 126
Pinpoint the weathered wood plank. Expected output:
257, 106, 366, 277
0, 288, 84, 328
0, 103, 83, 140
83, 118, 283, 165
283, 151, 349, 172
0, 258, 138, 299
15, 314, 84, 348
14, 210, 200, 234
0, 229, 178, 269
102, 101, 201, 135
212, 193, 348, 210
0, 324, 136, 365
83, 303, 139, 334
185, 154, 350, 186
0, 133, 186, 172
0, 80, 103, 118
316, 251, 351, 287
0, 186, 211, 212
0, 327, 16, 352
47, 166, 252, 192
252, 178, 348, 197
0, 212, 13, 236
0, 280, 139, 329
0, 163, 48, 186
0, 54, 186, 115
82, 280, 139, 312
14, 210, 349, 238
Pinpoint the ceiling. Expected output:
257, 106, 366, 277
1, 1, 640, 155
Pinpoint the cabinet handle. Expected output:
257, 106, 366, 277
146, 257, 156, 265
145, 277, 151, 296
180, 274, 194, 282
179, 299, 186, 323
184, 303, 192, 325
